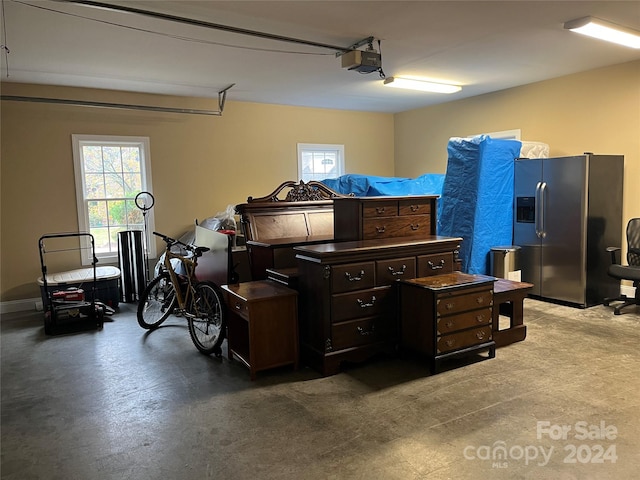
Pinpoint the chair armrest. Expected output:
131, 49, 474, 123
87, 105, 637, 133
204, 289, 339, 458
606, 246, 621, 264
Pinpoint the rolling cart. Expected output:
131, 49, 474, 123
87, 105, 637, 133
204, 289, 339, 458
38, 232, 105, 335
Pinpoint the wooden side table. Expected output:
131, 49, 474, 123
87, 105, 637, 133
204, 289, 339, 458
492, 278, 533, 347
221, 280, 298, 380
399, 272, 496, 374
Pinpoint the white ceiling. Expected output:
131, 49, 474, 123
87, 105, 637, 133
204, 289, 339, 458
2, 0, 639, 113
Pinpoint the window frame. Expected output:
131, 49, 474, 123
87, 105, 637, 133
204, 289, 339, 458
297, 143, 345, 183
72, 134, 156, 265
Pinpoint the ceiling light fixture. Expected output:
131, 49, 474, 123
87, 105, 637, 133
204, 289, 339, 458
564, 16, 640, 49
383, 77, 461, 94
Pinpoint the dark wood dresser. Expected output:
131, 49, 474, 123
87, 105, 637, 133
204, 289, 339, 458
295, 236, 463, 376
399, 272, 496, 373
333, 196, 438, 242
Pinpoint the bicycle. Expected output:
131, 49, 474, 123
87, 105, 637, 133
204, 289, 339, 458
137, 231, 226, 357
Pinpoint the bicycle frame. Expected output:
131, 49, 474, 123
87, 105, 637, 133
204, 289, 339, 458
161, 246, 199, 316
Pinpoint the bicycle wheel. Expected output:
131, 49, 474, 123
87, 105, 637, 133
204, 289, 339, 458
137, 273, 176, 329
188, 281, 226, 356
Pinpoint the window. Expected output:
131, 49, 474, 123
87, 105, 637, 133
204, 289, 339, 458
72, 135, 155, 265
297, 143, 345, 183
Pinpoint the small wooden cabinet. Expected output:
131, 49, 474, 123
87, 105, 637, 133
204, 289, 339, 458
399, 272, 496, 374
333, 196, 438, 242
221, 281, 298, 380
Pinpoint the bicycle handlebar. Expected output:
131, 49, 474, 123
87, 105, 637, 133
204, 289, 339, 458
152, 231, 210, 256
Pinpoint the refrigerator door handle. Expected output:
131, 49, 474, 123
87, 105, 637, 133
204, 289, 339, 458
535, 182, 542, 238
539, 182, 547, 238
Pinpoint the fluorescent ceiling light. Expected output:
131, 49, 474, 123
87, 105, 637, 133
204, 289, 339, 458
383, 77, 462, 94
564, 16, 640, 49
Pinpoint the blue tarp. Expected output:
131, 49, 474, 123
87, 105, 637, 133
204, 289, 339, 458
321, 173, 445, 197
437, 135, 522, 275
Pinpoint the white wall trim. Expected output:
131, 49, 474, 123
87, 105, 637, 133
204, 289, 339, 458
1, 297, 41, 315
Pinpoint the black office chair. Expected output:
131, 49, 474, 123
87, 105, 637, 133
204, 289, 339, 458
604, 218, 640, 315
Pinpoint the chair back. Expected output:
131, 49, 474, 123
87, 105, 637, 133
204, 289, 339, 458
627, 218, 640, 266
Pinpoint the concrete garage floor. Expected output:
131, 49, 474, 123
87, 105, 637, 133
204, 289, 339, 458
1, 298, 639, 479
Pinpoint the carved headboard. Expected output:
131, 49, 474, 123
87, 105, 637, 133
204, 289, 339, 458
235, 180, 354, 243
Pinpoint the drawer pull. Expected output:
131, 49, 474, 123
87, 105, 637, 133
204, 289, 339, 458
476, 296, 485, 304
428, 259, 445, 270
344, 270, 365, 282
445, 320, 454, 328
476, 314, 485, 322
357, 296, 377, 308
375, 226, 386, 233
445, 302, 454, 310
388, 264, 407, 276
476, 331, 486, 340
410, 223, 420, 231
445, 339, 456, 347
375, 207, 386, 214
234, 303, 242, 310
357, 324, 376, 336
410, 205, 420, 212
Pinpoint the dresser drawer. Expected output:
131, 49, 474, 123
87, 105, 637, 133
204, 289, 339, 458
376, 257, 416, 285
417, 252, 454, 276
362, 215, 431, 239
398, 199, 432, 216
331, 262, 376, 293
437, 307, 492, 334
362, 200, 398, 218
332, 286, 391, 322
226, 293, 250, 321
436, 289, 493, 316
437, 325, 492, 354
331, 315, 396, 351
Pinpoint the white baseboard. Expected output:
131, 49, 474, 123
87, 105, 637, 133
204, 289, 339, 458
0, 297, 42, 315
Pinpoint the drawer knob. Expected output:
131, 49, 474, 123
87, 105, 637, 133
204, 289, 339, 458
376, 226, 386, 233
476, 314, 485, 322
388, 264, 407, 276
445, 302, 454, 310
445, 320, 454, 328
357, 296, 377, 308
446, 339, 456, 347
375, 207, 386, 214
476, 330, 486, 340
476, 296, 484, 304
345, 270, 365, 282
410, 205, 420, 212
357, 324, 376, 336
428, 259, 445, 270
410, 223, 420, 231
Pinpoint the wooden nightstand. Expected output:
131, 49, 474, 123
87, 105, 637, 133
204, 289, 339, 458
400, 272, 495, 374
221, 280, 298, 380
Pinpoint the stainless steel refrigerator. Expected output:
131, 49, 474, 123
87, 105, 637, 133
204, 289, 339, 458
513, 154, 623, 307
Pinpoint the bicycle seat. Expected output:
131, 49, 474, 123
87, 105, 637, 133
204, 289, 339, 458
194, 246, 210, 256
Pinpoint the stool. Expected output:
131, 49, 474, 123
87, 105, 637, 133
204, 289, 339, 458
492, 278, 534, 347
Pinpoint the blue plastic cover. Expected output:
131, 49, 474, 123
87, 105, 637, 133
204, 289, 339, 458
321, 173, 445, 197
437, 135, 522, 275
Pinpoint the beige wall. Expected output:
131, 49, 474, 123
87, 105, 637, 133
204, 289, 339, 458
394, 60, 640, 225
0, 84, 394, 301
2, 60, 639, 303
